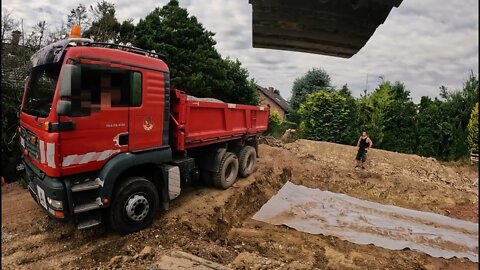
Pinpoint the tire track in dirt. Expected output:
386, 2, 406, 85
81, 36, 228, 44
2, 184, 43, 229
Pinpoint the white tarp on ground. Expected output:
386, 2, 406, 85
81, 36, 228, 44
252, 181, 479, 262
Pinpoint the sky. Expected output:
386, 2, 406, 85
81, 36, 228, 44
3, 0, 479, 102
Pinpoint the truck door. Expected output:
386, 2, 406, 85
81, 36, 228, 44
128, 70, 167, 151
59, 63, 132, 174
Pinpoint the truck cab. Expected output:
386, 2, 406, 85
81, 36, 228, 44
18, 27, 268, 233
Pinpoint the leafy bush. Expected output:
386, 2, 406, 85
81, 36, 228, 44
266, 111, 297, 138
266, 111, 283, 137
299, 90, 356, 144
468, 102, 478, 153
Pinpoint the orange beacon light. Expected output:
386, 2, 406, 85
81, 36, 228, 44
70, 25, 81, 38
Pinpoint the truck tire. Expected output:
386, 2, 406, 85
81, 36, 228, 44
212, 152, 239, 189
109, 177, 159, 234
238, 146, 257, 177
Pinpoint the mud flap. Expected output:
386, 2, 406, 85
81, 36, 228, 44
155, 166, 170, 211
250, 137, 260, 158
165, 165, 181, 200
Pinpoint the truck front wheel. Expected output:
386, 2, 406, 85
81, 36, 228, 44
212, 152, 239, 189
109, 177, 159, 234
238, 146, 256, 177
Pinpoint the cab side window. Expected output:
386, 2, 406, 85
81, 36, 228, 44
77, 64, 142, 114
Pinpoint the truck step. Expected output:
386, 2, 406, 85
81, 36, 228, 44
76, 217, 101, 229
71, 178, 103, 192
74, 198, 102, 214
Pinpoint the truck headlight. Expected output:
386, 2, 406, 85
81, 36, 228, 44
47, 197, 63, 209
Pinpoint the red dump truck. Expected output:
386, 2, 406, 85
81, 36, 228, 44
17, 27, 268, 233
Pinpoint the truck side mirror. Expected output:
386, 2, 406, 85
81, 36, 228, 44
57, 100, 72, 116
57, 64, 80, 116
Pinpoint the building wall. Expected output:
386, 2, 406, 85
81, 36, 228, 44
258, 90, 286, 120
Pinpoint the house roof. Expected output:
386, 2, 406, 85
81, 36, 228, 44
257, 85, 291, 112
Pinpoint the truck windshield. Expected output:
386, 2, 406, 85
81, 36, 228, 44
22, 63, 61, 118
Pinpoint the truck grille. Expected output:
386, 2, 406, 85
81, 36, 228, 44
21, 127, 40, 161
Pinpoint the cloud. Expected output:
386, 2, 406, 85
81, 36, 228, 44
3, 0, 478, 102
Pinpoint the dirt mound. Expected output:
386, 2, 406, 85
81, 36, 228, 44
1, 140, 478, 269
258, 135, 283, 147
279, 140, 478, 221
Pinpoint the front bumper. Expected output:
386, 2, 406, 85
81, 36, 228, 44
19, 158, 71, 220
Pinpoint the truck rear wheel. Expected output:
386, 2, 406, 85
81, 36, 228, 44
109, 177, 159, 234
212, 152, 239, 189
238, 146, 256, 177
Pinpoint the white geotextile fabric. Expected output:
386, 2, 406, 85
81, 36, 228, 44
252, 181, 478, 262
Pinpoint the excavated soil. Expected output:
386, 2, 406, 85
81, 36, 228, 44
1, 139, 478, 270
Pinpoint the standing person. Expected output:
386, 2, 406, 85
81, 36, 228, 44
355, 131, 373, 169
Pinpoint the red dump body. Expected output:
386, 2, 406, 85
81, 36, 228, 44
170, 89, 269, 151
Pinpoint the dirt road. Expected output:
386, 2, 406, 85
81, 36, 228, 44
2, 139, 478, 269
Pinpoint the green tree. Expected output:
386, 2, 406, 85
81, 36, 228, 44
380, 82, 417, 153
355, 95, 377, 140
84, 1, 121, 42
288, 68, 331, 123
219, 58, 259, 105
26, 20, 47, 50
467, 102, 478, 153
290, 68, 331, 112
134, 0, 258, 105
118, 19, 136, 44
1, 14, 35, 182
461, 72, 479, 129
440, 73, 478, 130
355, 81, 418, 153
337, 84, 357, 144
416, 97, 442, 157
449, 122, 469, 160
338, 83, 352, 97
1, 9, 19, 41
67, 4, 89, 32
355, 81, 391, 147
417, 94, 475, 161
435, 74, 478, 159
299, 90, 355, 144
439, 85, 449, 99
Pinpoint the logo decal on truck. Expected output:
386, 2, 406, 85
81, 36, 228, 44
143, 116, 154, 131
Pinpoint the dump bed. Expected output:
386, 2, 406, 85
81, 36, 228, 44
170, 89, 269, 151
